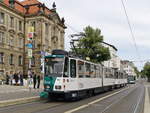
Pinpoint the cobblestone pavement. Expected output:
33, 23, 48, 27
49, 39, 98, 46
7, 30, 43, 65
0, 83, 43, 101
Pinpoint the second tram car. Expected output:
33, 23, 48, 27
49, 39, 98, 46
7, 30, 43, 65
127, 75, 136, 84
43, 50, 127, 100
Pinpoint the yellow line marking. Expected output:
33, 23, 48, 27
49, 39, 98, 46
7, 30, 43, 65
144, 86, 150, 113
65, 87, 130, 113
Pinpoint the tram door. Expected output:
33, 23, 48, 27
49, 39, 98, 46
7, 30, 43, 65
70, 59, 76, 78
68, 59, 78, 90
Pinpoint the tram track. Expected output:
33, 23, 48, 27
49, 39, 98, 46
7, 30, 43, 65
33, 84, 138, 113
99, 84, 144, 113
0, 84, 139, 113
64, 84, 139, 113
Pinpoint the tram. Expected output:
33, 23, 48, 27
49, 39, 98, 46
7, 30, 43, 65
41, 50, 127, 100
127, 75, 136, 84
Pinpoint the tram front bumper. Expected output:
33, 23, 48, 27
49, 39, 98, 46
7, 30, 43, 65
44, 89, 78, 99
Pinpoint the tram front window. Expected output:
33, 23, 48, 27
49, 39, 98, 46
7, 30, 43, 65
45, 57, 64, 77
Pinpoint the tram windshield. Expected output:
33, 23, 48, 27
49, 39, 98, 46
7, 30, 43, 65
127, 75, 135, 81
45, 56, 64, 77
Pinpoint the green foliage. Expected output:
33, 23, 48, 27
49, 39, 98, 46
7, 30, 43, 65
71, 26, 111, 63
134, 67, 139, 77
142, 62, 150, 78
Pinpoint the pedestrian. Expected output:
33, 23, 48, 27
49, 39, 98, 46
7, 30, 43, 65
33, 72, 37, 89
28, 72, 33, 90
9, 72, 13, 85
19, 72, 24, 86
14, 73, 19, 85
37, 75, 41, 89
5, 72, 9, 85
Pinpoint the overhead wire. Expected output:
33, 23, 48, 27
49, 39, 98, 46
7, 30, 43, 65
121, 0, 141, 60
120, 0, 144, 69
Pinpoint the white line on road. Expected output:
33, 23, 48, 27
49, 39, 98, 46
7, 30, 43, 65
65, 86, 133, 113
144, 86, 150, 113
133, 86, 144, 113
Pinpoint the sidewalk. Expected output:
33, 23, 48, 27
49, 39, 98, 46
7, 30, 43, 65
0, 81, 44, 107
144, 81, 150, 113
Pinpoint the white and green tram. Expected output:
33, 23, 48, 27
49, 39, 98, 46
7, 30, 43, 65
42, 50, 127, 100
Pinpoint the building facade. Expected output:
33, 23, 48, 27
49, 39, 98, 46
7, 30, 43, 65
0, 0, 66, 79
121, 60, 136, 76
102, 42, 121, 70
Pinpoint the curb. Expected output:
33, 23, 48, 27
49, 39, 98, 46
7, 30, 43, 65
0, 96, 40, 108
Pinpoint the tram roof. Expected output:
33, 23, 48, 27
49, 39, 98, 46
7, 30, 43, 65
45, 55, 65, 58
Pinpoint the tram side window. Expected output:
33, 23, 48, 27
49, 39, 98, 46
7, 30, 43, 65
118, 72, 121, 79
85, 63, 91, 78
115, 71, 119, 79
103, 68, 106, 78
70, 59, 76, 78
121, 73, 123, 79
90, 64, 95, 78
105, 68, 109, 78
77, 60, 85, 78
118, 72, 123, 79
110, 69, 114, 78
105, 68, 113, 78
63, 57, 69, 77
99, 65, 103, 78
96, 65, 100, 78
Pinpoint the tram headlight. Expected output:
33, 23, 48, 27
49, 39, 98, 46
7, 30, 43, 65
45, 85, 50, 89
55, 85, 61, 89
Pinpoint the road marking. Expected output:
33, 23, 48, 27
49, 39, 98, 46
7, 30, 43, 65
144, 86, 150, 113
133, 86, 144, 113
65, 87, 130, 113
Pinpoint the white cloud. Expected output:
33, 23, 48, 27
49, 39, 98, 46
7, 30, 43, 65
19, 0, 150, 70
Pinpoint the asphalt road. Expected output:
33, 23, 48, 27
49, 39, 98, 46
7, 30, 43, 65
0, 83, 145, 113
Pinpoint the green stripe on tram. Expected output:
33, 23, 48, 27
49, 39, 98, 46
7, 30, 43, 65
44, 76, 57, 91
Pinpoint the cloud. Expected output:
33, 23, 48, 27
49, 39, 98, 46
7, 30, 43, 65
19, 0, 150, 70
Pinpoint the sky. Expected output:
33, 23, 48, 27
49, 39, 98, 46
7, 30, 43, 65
20, 0, 150, 70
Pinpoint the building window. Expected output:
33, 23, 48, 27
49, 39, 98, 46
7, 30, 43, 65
0, 70, 4, 78
10, 16, 14, 28
18, 56, 23, 66
0, 12, 4, 24
9, 54, 13, 65
45, 23, 49, 35
0, 32, 4, 43
19, 21, 22, 31
9, 36, 14, 46
18, 38, 23, 48
0, 53, 4, 64
30, 21, 35, 32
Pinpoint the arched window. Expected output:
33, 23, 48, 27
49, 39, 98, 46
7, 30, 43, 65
18, 56, 23, 66
0, 32, 4, 43
0, 52, 4, 64
0, 12, 4, 24
9, 54, 13, 65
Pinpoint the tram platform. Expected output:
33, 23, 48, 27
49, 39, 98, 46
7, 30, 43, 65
0, 81, 44, 107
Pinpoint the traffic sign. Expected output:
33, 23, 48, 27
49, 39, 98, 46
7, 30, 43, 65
28, 27, 34, 33
28, 32, 34, 38
28, 49, 32, 58
26, 43, 33, 48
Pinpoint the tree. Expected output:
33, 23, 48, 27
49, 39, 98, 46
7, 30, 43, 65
134, 66, 140, 78
71, 26, 110, 63
142, 62, 150, 82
